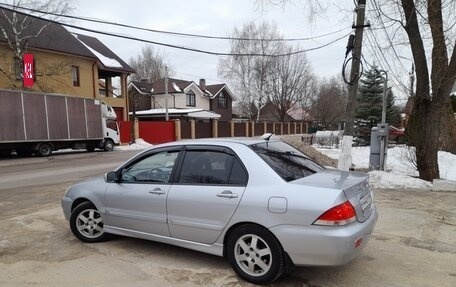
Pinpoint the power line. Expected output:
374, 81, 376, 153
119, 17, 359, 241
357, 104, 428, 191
362, 35, 410, 96
0, 5, 351, 57
0, 2, 352, 42
174, 71, 223, 83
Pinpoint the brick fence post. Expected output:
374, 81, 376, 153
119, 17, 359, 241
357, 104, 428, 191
174, 119, 181, 141
190, 119, 195, 139
212, 119, 218, 138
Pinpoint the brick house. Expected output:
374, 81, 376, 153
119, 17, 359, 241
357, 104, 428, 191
0, 8, 135, 121
129, 78, 235, 121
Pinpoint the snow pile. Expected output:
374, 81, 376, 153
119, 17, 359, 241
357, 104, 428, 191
438, 151, 456, 181
368, 171, 432, 190
116, 139, 153, 151
314, 145, 456, 189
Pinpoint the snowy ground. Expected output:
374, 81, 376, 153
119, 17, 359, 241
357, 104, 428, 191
115, 138, 154, 151
115, 139, 455, 191
315, 145, 456, 190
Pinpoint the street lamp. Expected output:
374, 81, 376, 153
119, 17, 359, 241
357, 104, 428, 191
165, 66, 169, 121
377, 69, 388, 171
378, 70, 388, 124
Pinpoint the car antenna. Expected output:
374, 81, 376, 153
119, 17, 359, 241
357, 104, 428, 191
262, 133, 274, 141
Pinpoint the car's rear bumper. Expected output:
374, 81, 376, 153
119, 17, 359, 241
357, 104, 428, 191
269, 208, 378, 266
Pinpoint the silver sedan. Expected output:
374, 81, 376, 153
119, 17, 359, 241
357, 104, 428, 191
61, 138, 377, 284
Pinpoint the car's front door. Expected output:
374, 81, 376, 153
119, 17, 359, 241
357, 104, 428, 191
104, 149, 180, 236
167, 147, 248, 244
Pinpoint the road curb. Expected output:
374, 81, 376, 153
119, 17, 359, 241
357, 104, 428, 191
432, 179, 456, 192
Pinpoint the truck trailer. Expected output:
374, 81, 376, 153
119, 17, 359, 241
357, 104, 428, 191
0, 89, 120, 157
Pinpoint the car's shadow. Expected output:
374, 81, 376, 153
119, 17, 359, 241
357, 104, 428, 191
92, 235, 356, 287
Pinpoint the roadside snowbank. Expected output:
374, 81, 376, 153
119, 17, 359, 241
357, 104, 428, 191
115, 139, 153, 151
315, 145, 456, 189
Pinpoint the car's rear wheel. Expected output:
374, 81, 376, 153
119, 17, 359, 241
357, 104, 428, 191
227, 224, 285, 284
70, 202, 108, 243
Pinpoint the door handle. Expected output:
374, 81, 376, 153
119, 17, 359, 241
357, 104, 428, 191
217, 190, 238, 199
149, 188, 165, 195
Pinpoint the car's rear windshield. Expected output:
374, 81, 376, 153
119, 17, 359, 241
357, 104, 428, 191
250, 141, 325, 182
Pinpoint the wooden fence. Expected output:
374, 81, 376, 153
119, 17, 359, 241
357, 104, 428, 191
121, 119, 310, 144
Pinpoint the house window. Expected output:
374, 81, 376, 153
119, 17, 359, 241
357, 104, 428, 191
186, 91, 196, 107
218, 92, 227, 109
71, 66, 80, 86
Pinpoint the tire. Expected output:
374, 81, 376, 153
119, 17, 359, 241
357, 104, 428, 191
70, 202, 108, 243
227, 224, 285, 284
103, 139, 114, 152
37, 143, 52, 157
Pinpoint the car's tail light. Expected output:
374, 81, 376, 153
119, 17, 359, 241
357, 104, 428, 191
313, 201, 356, 226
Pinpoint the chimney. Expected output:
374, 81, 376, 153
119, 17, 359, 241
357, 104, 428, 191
199, 79, 206, 90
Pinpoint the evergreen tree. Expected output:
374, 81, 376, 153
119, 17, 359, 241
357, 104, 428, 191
354, 67, 398, 144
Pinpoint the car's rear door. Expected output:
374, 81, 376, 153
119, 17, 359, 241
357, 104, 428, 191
166, 146, 248, 244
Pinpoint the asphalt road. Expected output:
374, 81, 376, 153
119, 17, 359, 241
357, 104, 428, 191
0, 150, 455, 287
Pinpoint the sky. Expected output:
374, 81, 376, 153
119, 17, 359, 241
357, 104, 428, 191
72, 0, 354, 85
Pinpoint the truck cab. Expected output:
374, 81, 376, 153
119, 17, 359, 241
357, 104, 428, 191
100, 103, 120, 151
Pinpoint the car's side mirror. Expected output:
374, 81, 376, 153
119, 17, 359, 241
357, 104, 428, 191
105, 171, 119, 183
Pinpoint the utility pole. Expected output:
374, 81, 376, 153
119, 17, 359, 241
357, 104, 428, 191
345, 0, 368, 136
338, 0, 368, 171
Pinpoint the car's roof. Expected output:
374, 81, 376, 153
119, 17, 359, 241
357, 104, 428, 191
153, 137, 280, 149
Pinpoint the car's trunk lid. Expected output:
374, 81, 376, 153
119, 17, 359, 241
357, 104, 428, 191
292, 170, 374, 222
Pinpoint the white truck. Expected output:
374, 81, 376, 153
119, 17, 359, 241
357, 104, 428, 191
0, 89, 120, 157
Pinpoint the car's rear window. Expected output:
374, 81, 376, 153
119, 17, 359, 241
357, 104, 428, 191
250, 141, 325, 182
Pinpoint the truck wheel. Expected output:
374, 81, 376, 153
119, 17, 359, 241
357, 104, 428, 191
37, 143, 53, 157
103, 139, 114, 152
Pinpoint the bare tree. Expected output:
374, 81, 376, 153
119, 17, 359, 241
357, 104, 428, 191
0, 0, 74, 89
311, 77, 347, 130
268, 45, 314, 122
365, 0, 456, 180
218, 21, 284, 120
262, 0, 456, 181
128, 45, 173, 143
129, 45, 173, 83
256, 0, 329, 23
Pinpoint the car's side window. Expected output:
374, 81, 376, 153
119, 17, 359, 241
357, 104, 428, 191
178, 150, 234, 185
228, 158, 248, 186
121, 151, 179, 183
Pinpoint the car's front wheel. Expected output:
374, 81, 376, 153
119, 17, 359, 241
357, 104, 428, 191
70, 202, 108, 243
227, 224, 285, 284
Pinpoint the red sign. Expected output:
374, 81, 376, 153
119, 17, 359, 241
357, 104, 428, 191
23, 53, 34, 87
